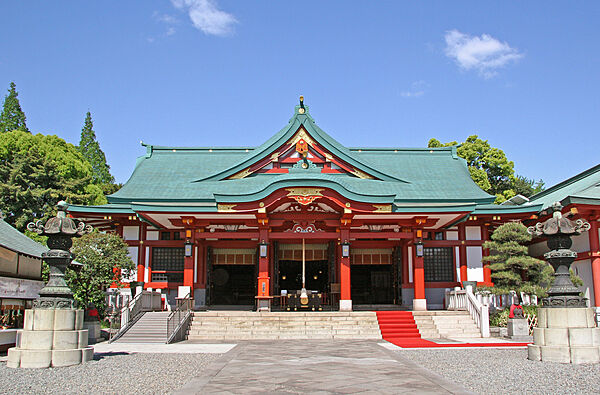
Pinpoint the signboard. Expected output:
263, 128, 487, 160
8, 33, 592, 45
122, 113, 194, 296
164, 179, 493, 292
0, 276, 44, 299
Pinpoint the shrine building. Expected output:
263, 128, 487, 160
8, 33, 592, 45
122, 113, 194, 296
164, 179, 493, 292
66, 99, 598, 312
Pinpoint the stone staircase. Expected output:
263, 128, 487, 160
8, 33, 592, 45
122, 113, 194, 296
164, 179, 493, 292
187, 311, 382, 340
115, 311, 170, 343
412, 311, 481, 339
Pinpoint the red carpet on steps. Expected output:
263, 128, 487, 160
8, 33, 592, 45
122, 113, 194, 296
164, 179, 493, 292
375, 311, 530, 348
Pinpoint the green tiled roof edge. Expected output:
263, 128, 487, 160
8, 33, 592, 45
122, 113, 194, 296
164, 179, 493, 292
0, 219, 48, 258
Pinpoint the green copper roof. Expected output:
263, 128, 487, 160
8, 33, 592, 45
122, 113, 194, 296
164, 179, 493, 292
528, 164, 600, 210
0, 218, 47, 258
71, 103, 496, 214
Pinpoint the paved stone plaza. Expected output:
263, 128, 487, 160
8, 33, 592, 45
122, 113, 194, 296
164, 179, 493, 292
2, 340, 600, 394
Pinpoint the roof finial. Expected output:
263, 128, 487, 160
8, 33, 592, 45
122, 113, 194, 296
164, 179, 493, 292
299, 95, 304, 109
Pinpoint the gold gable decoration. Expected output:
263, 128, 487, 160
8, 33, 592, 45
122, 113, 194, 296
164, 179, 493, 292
217, 204, 237, 212
350, 168, 375, 180
373, 204, 392, 213
287, 128, 316, 146
228, 168, 253, 180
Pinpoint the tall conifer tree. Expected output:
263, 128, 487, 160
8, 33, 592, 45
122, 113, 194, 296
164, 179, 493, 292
78, 112, 114, 184
482, 222, 553, 300
0, 82, 29, 133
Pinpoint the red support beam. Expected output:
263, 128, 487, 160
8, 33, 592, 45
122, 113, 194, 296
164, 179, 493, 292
413, 249, 425, 299
137, 223, 146, 283
195, 232, 260, 239
256, 227, 271, 310
339, 227, 352, 311
458, 224, 468, 285
589, 221, 600, 307
402, 242, 409, 286
183, 229, 194, 297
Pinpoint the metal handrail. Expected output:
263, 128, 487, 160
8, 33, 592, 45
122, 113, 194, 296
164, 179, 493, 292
166, 293, 193, 344
109, 290, 162, 343
109, 291, 145, 343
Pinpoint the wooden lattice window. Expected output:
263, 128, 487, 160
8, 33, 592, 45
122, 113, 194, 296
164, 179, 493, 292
351, 249, 393, 265
151, 247, 184, 271
423, 247, 454, 282
212, 248, 256, 265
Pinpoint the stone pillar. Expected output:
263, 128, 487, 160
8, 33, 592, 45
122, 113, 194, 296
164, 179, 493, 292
8, 309, 93, 368
339, 228, 352, 311
528, 308, 600, 364
527, 202, 598, 364
7, 202, 94, 368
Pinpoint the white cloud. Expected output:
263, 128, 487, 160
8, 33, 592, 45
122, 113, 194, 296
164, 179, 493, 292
401, 81, 428, 98
153, 12, 179, 25
171, 0, 237, 36
444, 30, 523, 78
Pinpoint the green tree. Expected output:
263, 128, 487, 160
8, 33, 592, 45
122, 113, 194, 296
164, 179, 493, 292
78, 112, 114, 184
0, 130, 106, 231
67, 231, 135, 317
0, 82, 29, 133
482, 222, 553, 300
512, 175, 545, 198
428, 136, 544, 203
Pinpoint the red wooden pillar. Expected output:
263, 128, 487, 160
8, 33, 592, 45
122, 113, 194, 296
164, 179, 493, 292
339, 227, 352, 311
412, 233, 426, 311
137, 223, 146, 283
459, 224, 468, 285
589, 221, 600, 307
402, 241, 409, 287
482, 226, 492, 286
183, 229, 195, 297
256, 227, 271, 311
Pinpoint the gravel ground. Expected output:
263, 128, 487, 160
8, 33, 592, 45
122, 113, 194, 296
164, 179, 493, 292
396, 348, 600, 395
0, 352, 222, 395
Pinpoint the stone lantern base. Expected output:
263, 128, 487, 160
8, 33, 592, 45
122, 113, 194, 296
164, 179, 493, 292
528, 307, 600, 364
7, 309, 94, 368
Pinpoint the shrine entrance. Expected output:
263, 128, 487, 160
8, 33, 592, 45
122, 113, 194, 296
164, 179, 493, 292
207, 248, 257, 306
278, 260, 329, 295
274, 242, 335, 309
350, 248, 400, 305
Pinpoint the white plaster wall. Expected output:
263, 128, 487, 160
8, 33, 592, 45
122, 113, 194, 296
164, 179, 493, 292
572, 259, 595, 307
446, 231, 459, 241
571, 233, 591, 253
144, 247, 150, 282
528, 229, 591, 256
466, 246, 484, 282
124, 246, 138, 282
122, 226, 139, 241
146, 231, 159, 241
465, 226, 481, 240
455, 246, 461, 282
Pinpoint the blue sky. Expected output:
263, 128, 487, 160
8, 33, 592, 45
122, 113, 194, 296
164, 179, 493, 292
1, 1, 598, 188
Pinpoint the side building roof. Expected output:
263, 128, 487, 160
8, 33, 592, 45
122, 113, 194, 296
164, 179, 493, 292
0, 217, 48, 258
528, 164, 600, 210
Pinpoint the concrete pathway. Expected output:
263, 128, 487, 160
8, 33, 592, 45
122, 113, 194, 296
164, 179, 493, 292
174, 340, 473, 394
93, 342, 236, 354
